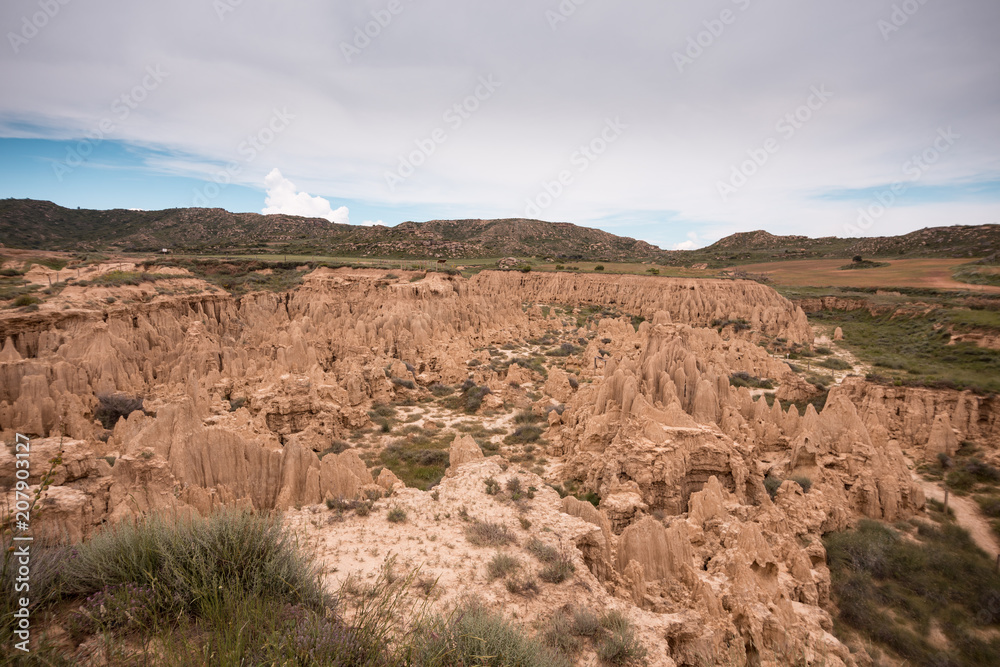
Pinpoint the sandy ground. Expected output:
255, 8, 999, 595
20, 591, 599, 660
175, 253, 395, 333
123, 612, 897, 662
739, 258, 1000, 293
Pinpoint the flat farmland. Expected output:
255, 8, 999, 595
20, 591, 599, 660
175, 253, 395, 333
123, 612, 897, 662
738, 258, 1000, 292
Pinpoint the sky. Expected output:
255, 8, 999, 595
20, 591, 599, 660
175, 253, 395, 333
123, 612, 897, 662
1, 0, 998, 250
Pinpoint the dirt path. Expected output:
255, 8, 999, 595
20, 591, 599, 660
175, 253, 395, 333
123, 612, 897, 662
915, 475, 1000, 558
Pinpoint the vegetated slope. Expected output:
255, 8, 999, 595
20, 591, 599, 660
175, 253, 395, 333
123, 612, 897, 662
3, 198, 995, 262
0, 199, 664, 261
685, 225, 1000, 266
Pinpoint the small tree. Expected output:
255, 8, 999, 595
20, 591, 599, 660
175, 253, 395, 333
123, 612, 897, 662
852, 255, 863, 263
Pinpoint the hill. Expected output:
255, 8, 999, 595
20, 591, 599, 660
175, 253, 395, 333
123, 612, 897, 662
0, 198, 995, 263
688, 225, 1000, 266
0, 199, 663, 261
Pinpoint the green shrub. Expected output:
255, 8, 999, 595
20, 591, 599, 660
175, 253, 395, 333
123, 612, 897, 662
13, 294, 41, 307
526, 538, 559, 563
487, 552, 521, 580
59, 510, 326, 617
539, 557, 575, 584
410, 601, 571, 667
505, 476, 523, 494
465, 520, 515, 547
791, 475, 812, 493
94, 392, 145, 429
484, 476, 501, 495
392, 377, 416, 390
542, 610, 583, 655
504, 425, 543, 445
596, 611, 647, 665
429, 383, 454, 397
594, 265, 605, 271
818, 357, 852, 371
571, 607, 601, 637
824, 519, 1000, 665
319, 440, 350, 459
387, 506, 407, 523
729, 372, 773, 389
764, 475, 783, 499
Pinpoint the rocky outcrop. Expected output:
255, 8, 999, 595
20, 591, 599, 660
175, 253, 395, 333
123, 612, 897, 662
838, 377, 1000, 452
470, 271, 814, 343
446, 434, 484, 475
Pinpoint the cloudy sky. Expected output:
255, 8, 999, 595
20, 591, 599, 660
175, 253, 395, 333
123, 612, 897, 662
1, 0, 998, 249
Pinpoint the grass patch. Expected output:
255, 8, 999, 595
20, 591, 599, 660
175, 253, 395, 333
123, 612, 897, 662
825, 519, 1000, 666
526, 538, 559, 563
411, 600, 570, 667
487, 552, 522, 580
729, 372, 773, 389
378, 430, 454, 491
817, 357, 852, 371
504, 425, 544, 445
810, 309, 1000, 393
538, 556, 575, 584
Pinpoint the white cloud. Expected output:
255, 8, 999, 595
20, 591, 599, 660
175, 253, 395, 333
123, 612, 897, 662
261, 168, 349, 224
673, 231, 701, 250
360, 220, 383, 227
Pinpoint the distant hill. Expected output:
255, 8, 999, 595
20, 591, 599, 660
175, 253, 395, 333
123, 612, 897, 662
694, 225, 999, 265
0, 199, 995, 263
0, 199, 663, 261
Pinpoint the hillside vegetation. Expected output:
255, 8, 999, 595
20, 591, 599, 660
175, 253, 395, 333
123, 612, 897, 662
1, 198, 996, 264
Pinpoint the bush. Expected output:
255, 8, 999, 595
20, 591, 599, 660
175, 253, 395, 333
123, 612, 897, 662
824, 519, 1000, 665
526, 538, 559, 563
391, 377, 416, 390
539, 557, 575, 584
764, 475, 783, 500
58, 510, 326, 617
594, 265, 605, 271
13, 294, 41, 307
387, 506, 407, 523
484, 476, 501, 495
319, 440, 351, 459
596, 611, 647, 665
505, 476, 523, 494
487, 552, 521, 580
465, 520, 516, 547
69, 582, 157, 636
542, 610, 583, 655
791, 475, 812, 493
571, 607, 601, 637
504, 425, 543, 445
729, 372, 773, 390
411, 601, 571, 667
819, 357, 852, 371
429, 383, 454, 397
94, 392, 145, 429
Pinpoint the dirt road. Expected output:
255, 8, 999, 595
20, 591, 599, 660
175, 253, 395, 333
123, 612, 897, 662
915, 475, 1000, 558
